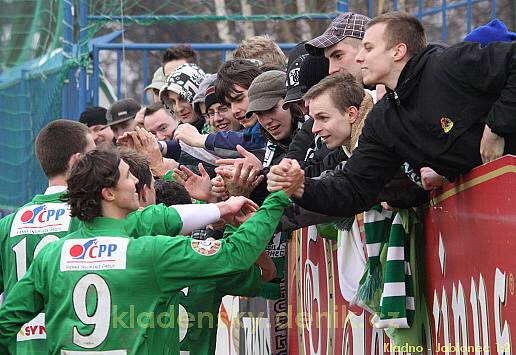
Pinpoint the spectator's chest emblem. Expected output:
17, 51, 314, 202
440, 117, 454, 133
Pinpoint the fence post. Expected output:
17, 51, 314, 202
336, 0, 348, 12
78, 0, 88, 114
61, 0, 76, 119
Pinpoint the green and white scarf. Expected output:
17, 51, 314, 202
354, 207, 418, 329
352, 204, 393, 312
373, 210, 415, 328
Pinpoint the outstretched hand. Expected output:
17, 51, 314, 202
173, 163, 214, 202
215, 161, 264, 198
480, 125, 505, 164
217, 196, 259, 226
117, 127, 169, 177
267, 158, 305, 198
211, 175, 229, 201
173, 123, 206, 147
216, 145, 263, 171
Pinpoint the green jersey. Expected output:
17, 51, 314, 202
0, 191, 290, 354
0, 190, 80, 354
179, 227, 266, 354
0, 190, 184, 354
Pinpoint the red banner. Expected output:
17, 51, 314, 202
288, 155, 516, 354
289, 226, 396, 354
424, 155, 516, 354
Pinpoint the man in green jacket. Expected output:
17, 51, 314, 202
0, 121, 262, 354
0, 149, 293, 354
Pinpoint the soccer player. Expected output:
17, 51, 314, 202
0, 120, 95, 354
0, 121, 264, 354
0, 149, 294, 354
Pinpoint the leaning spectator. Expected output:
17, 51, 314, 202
421, 18, 516, 191
173, 59, 267, 154
305, 12, 370, 79
143, 102, 178, 141
269, 11, 516, 217
192, 73, 217, 131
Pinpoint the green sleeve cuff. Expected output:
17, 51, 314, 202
269, 190, 291, 206
163, 170, 175, 182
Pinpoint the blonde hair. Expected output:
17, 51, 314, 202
234, 35, 287, 67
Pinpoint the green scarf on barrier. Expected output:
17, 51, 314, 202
354, 207, 422, 327
352, 204, 393, 312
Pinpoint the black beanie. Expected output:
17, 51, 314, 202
299, 55, 330, 94
79, 106, 107, 127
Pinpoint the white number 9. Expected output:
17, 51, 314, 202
72, 274, 111, 348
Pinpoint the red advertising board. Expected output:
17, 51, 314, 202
424, 155, 516, 354
288, 156, 516, 355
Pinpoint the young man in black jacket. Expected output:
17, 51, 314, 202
268, 11, 516, 217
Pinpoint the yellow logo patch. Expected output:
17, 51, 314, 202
440, 117, 454, 133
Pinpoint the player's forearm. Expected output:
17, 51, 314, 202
223, 191, 290, 270
173, 204, 221, 234
0, 280, 44, 347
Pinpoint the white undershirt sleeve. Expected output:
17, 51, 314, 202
173, 204, 221, 235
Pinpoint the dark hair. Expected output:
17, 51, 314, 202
144, 102, 165, 117
154, 179, 192, 206
258, 62, 286, 72
119, 148, 152, 195
303, 72, 364, 114
65, 149, 120, 222
35, 119, 90, 178
162, 45, 198, 64
367, 11, 427, 58
215, 59, 262, 103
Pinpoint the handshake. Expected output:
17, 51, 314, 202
266, 158, 305, 198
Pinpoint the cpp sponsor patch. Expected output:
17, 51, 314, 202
191, 239, 221, 256
60, 237, 129, 272
10, 202, 72, 237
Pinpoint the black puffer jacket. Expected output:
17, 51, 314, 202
295, 42, 516, 217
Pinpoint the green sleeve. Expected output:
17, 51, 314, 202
125, 203, 183, 237
216, 265, 264, 297
163, 170, 175, 182
154, 191, 290, 293
0, 253, 45, 351
222, 224, 237, 239
0, 214, 16, 295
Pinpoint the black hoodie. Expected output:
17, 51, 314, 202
295, 41, 516, 217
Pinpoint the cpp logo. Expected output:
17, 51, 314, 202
69, 239, 118, 260
20, 205, 66, 224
